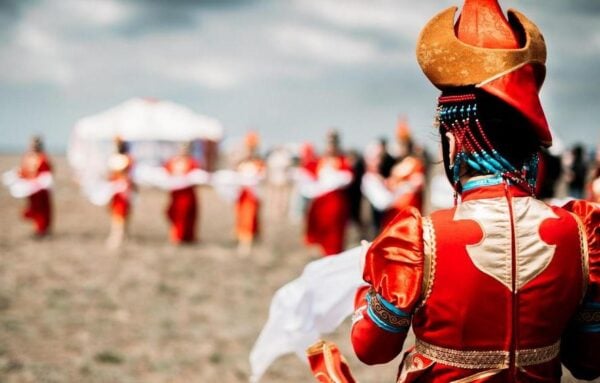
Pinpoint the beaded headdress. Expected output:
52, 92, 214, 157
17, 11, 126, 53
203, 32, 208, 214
436, 93, 539, 194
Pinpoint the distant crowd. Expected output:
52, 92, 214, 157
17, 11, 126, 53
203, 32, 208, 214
4, 128, 600, 256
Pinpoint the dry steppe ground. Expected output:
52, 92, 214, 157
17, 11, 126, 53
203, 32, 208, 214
0, 155, 592, 382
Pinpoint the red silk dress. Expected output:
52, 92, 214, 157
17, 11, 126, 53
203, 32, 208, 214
20, 152, 52, 235
236, 159, 264, 242
383, 155, 426, 227
305, 156, 352, 256
108, 154, 134, 221
351, 183, 600, 382
165, 156, 199, 243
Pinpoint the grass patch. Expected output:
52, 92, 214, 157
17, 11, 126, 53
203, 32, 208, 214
94, 350, 124, 365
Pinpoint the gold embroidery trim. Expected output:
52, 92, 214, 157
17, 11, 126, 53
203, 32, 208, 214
418, 216, 436, 310
367, 288, 411, 329
571, 213, 590, 299
415, 339, 560, 369
515, 341, 561, 367
576, 308, 600, 325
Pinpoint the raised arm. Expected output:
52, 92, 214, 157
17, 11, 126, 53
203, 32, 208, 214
351, 207, 424, 365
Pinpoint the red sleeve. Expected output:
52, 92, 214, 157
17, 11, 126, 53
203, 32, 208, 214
560, 200, 600, 380
351, 207, 424, 365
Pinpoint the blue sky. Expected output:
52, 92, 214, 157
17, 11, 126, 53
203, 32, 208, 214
0, 0, 598, 153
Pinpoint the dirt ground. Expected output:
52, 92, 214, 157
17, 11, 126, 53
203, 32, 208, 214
0, 155, 593, 383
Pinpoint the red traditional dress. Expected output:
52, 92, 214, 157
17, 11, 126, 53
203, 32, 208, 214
351, 183, 599, 382
382, 156, 426, 227
108, 153, 134, 221
20, 151, 52, 235
305, 155, 352, 256
165, 155, 199, 243
348, 0, 600, 381
236, 158, 264, 243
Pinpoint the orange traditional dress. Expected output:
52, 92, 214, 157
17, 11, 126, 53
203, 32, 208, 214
20, 151, 52, 235
305, 155, 352, 256
236, 158, 265, 243
108, 153, 134, 221
165, 155, 200, 243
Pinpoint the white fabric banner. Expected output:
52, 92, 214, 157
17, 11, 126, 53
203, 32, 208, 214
249, 244, 368, 382
2, 169, 53, 198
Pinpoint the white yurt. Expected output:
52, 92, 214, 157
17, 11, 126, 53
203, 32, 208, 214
68, 98, 224, 184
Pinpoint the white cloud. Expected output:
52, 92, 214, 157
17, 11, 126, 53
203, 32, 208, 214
269, 24, 380, 64
0, 22, 72, 84
151, 58, 244, 90
42, 0, 132, 28
293, 0, 445, 39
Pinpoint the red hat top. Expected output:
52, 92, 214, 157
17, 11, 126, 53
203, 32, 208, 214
396, 116, 412, 141
244, 131, 260, 149
417, 0, 551, 146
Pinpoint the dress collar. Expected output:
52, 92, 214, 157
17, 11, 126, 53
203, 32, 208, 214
460, 176, 532, 202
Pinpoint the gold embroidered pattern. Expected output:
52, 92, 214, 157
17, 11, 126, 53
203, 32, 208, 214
515, 341, 561, 367
418, 216, 437, 310
367, 288, 411, 329
576, 308, 600, 326
415, 339, 508, 369
415, 339, 560, 369
571, 213, 589, 299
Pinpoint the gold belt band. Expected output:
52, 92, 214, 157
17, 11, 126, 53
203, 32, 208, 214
415, 338, 560, 369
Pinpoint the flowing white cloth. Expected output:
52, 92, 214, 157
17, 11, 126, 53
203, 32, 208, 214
249, 244, 368, 383
296, 167, 352, 199
133, 165, 210, 190
2, 169, 53, 198
81, 178, 129, 206
361, 172, 415, 211
361, 173, 395, 211
211, 169, 264, 203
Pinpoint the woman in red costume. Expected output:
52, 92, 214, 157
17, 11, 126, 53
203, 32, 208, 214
305, 130, 353, 256
382, 120, 426, 227
19, 136, 52, 236
344, 1, 600, 382
106, 137, 134, 249
164, 142, 200, 244
236, 132, 265, 256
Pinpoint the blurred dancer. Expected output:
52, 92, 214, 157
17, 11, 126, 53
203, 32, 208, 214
305, 130, 352, 256
345, 149, 366, 238
106, 137, 134, 249
363, 138, 394, 234
536, 147, 562, 201
566, 144, 588, 199
362, 121, 426, 233
288, 143, 319, 223
266, 146, 292, 220
588, 146, 600, 203
383, 120, 426, 224
19, 136, 52, 237
236, 132, 265, 256
164, 142, 200, 244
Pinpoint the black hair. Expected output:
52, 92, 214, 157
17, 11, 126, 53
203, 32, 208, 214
439, 89, 541, 187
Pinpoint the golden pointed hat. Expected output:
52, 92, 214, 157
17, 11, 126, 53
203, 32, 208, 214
416, 0, 551, 146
